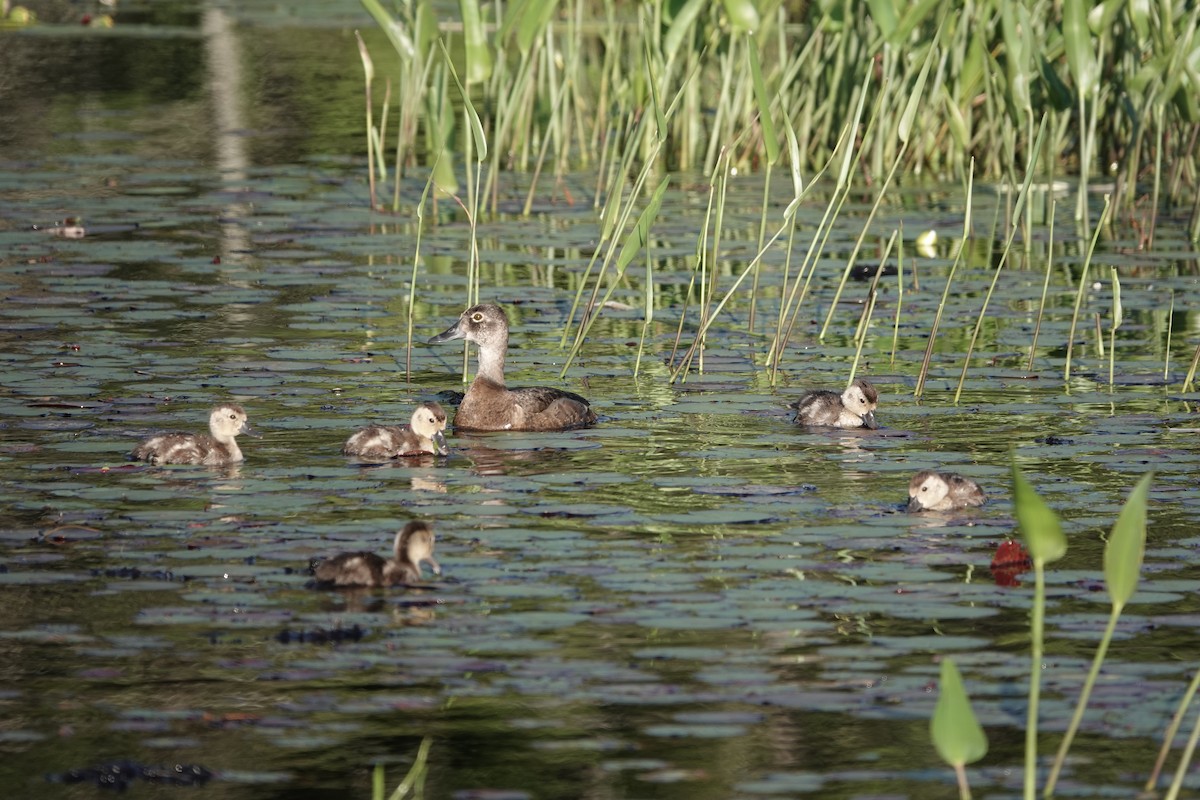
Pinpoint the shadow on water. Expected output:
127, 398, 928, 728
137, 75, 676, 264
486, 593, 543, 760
2, 5, 1200, 800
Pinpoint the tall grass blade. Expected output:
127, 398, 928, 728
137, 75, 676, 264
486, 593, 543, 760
1064, 195, 1111, 385
1146, 667, 1200, 794
931, 657, 988, 800
1108, 266, 1122, 392
386, 736, 433, 800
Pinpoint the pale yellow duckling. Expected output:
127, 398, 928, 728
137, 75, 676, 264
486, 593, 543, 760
312, 521, 441, 587
342, 402, 448, 459
907, 470, 987, 512
428, 303, 597, 431
131, 404, 257, 466
792, 378, 879, 429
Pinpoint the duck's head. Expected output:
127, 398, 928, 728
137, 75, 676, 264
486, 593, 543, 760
906, 470, 949, 512
395, 520, 441, 577
410, 401, 448, 455
428, 303, 509, 349
841, 379, 879, 429
209, 404, 257, 439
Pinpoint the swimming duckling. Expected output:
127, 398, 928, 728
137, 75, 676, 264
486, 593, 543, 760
907, 470, 987, 512
792, 378, 879, 429
312, 521, 441, 587
428, 303, 597, 432
343, 402, 448, 459
131, 404, 256, 465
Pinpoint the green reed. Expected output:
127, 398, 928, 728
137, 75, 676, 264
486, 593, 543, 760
372, 736, 432, 800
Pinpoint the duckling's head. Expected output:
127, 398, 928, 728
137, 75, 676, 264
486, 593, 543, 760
209, 404, 256, 440
840, 379, 879, 429
428, 303, 509, 349
907, 470, 949, 512
409, 402, 448, 455
395, 520, 441, 577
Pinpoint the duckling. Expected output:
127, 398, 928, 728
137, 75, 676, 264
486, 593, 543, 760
792, 378, 879, 429
131, 404, 256, 465
342, 402, 448, 459
311, 521, 441, 587
907, 470, 987, 512
427, 303, 597, 432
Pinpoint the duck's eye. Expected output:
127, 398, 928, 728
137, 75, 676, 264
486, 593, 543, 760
471, 312, 484, 322
229, 413, 237, 420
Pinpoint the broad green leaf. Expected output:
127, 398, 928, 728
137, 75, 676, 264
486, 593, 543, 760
1127, 0, 1150, 41
1011, 462, 1067, 563
664, 0, 706, 62
931, 658, 988, 766
360, 0, 415, 61
866, 0, 898, 41
516, 0, 558, 56
892, 0, 942, 44
721, 0, 759, 33
1105, 473, 1152, 608
458, 0, 494, 84
1064, 0, 1098, 97
748, 37, 780, 164
782, 103, 804, 217
616, 176, 670, 274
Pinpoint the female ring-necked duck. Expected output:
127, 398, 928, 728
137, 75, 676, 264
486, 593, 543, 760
428, 303, 597, 431
907, 470, 987, 512
311, 521, 441, 587
131, 404, 257, 466
792, 378, 879, 429
343, 402, 448, 459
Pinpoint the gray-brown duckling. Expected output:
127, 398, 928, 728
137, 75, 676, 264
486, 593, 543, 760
342, 402, 448, 459
907, 470, 987, 512
311, 521, 441, 587
428, 303, 597, 432
792, 378, 879, 429
131, 403, 257, 465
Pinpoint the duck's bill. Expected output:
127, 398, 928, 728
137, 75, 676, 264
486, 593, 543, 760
860, 411, 878, 430
432, 430, 448, 456
905, 496, 924, 512
425, 557, 442, 576
242, 423, 263, 438
427, 323, 464, 344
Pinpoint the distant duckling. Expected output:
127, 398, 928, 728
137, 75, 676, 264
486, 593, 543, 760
343, 402, 448, 459
907, 470, 987, 512
311, 521, 441, 587
792, 378, 879, 429
131, 404, 257, 465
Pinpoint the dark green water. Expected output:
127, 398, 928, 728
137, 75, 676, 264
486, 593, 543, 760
2, 3, 1200, 799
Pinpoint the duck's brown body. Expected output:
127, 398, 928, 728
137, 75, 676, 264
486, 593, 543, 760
343, 402, 448, 459
428, 304, 597, 432
312, 521, 441, 587
792, 379, 879, 429
907, 470, 987, 512
131, 404, 256, 466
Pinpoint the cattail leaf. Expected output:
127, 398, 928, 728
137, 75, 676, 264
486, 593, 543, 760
458, 0, 494, 84
1105, 473, 1152, 609
748, 37, 780, 164
616, 176, 670, 275
931, 658, 988, 767
866, 0, 898, 41
1063, 0, 1098, 97
782, 104, 804, 217
899, 24, 942, 144
664, 0, 706, 62
360, 0, 415, 61
1012, 462, 1067, 563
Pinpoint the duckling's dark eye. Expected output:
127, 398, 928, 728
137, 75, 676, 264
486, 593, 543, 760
471, 312, 484, 322
229, 413, 237, 420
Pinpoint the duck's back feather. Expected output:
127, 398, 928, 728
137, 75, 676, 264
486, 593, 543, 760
131, 433, 237, 466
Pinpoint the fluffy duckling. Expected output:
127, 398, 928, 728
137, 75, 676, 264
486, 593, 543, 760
907, 470, 987, 512
343, 402, 448, 459
312, 521, 441, 587
792, 378, 879, 429
131, 404, 256, 465
428, 303, 597, 432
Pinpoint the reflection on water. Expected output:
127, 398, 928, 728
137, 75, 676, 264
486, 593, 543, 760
1, 7, 1199, 800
